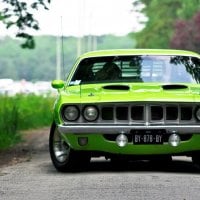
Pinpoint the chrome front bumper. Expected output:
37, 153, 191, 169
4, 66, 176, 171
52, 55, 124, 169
58, 124, 200, 134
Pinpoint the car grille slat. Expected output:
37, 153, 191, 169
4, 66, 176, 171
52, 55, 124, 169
99, 103, 196, 125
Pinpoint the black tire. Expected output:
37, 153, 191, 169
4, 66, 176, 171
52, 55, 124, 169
110, 155, 130, 168
49, 123, 90, 172
192, 153, 200, 169
150, 155, 172, 163
149, 155, 172, 168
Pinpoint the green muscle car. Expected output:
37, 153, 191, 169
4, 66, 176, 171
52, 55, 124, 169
49, 49, 200, 172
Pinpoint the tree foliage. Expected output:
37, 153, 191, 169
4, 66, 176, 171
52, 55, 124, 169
0, 35, 135, 81
176, 0, 200, 19
170, 12, 200, 52
133, 0, 200, 49
0, 0, 50, 48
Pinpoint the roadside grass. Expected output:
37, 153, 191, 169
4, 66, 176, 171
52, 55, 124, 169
0, 94, 55, 150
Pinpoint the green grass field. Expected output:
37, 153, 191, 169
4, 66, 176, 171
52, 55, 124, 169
0, 94, 55, 150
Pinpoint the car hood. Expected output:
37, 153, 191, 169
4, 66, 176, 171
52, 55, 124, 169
65, 83, 200, 103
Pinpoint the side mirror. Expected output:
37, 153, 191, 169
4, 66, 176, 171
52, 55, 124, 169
51, 80, 64, 89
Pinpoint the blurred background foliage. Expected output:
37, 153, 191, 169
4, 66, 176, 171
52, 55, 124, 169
0, 94, 54, 149
132, 0, 200, 51
0, 35, 134, 81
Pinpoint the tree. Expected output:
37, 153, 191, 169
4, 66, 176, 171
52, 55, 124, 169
0, 0, 50, 48
132, 0, 181, 49
132, 0, 200, 49
177, 0, 200, 19
170, 12, 200, 53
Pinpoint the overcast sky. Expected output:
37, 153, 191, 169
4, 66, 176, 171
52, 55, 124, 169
0, 0, 145, 37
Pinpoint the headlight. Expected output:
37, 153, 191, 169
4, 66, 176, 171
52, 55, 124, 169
83, 106, 99, 121
62, 106, 79, 121
195, 107, 200, 121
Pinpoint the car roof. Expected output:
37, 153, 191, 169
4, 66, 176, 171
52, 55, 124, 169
79, 49, 200, 59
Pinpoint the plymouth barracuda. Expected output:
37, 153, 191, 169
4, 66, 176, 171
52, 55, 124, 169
49, 49, 200, 172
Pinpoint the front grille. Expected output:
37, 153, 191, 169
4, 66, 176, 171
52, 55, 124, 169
99, 103, 197, 125
151, 106, 163, 120
166, 106, 178, 120
62, 102, 199, 126
116, 107, 128, 120
131, 106, 144, 120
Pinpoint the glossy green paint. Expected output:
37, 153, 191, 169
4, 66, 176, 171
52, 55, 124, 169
53, 83, 200, 122
51, 80, 64, 89
52, 49, 200, 155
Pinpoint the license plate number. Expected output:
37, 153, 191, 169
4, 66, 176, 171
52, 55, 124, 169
133, 130, 164, 144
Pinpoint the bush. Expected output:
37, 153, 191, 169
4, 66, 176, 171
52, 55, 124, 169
0, 94, 54, 150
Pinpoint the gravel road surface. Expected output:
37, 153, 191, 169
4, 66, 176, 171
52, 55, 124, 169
0, 128, 200, 200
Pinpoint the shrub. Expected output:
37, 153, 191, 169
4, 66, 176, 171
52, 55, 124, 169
0, 94, 54, 150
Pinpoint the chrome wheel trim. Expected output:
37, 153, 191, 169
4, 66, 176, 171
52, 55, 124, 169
53, 128, 70, 163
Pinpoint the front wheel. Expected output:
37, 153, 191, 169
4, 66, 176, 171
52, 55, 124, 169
49, 123, 90, 172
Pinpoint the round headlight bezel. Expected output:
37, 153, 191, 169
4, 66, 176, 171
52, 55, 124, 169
62, 105, 80, 121
195, 107, 200, 121
83, 105, 99, 121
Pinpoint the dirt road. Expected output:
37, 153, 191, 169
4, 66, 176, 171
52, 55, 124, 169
0, 128, 200, 200
0, 127, 50, 168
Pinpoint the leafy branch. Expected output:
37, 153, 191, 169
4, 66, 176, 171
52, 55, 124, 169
0, 0, 51, 48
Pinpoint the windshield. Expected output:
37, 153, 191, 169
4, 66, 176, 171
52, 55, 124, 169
70, 55, 200, 85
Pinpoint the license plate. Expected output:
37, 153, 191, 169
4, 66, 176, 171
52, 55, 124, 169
133, 130, 164, 144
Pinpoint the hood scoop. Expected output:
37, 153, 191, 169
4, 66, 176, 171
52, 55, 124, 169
162, 84, 188, 90
103, 85, 130, 91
